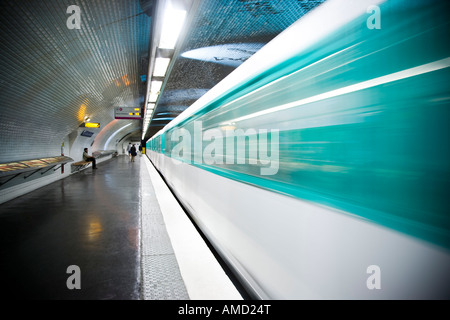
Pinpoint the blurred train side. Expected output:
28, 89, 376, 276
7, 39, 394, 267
147, 0, 450, 299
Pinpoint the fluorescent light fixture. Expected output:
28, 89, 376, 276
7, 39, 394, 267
153, 58, 170, 77
150, 80, 163, 93
159, 4, 187, 49
149, 92, 159, 103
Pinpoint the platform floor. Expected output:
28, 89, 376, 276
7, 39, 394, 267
0, 155, 242, 300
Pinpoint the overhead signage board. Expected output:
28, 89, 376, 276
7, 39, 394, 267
115, 107, 141, 120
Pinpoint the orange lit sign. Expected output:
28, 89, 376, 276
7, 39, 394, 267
84, 122, 100, 128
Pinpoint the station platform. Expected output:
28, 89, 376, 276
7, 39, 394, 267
0, 155, 242, 300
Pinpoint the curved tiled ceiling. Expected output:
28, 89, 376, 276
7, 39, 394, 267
144, 0, 326, 139
0, 0, 327, 162
0, 0, 152, 162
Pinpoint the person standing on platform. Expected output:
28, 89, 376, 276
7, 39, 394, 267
83, 148, 98, 169
130, 144, 137, 162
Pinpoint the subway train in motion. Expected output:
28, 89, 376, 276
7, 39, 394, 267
147, 0, 450, 299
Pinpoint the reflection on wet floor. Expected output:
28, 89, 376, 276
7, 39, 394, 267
0, 156, 141, 299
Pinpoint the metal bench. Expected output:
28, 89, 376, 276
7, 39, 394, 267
71, 150, 117, 173
92, 150, 118, 159
0, 156, 73, 187
71, 160, 92, 173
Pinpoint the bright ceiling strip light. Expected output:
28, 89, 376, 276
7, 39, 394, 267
150, 80, 163, 93
159, 4, 187, 49
143, 2, 188, 140
149, 91, 159, 103
153, 58, 170, 77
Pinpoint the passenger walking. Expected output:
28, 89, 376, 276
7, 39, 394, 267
83, 148, 97, 169
130, 144, 137, 162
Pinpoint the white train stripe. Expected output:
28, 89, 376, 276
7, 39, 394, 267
231, 57, 450, 123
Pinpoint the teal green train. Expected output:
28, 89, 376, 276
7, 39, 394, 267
147, 0, 450, 299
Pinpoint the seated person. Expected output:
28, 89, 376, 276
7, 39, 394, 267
83, 148, 97, 169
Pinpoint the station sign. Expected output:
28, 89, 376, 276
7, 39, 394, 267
115, 107, 141, 120
80, 130, 94, 137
